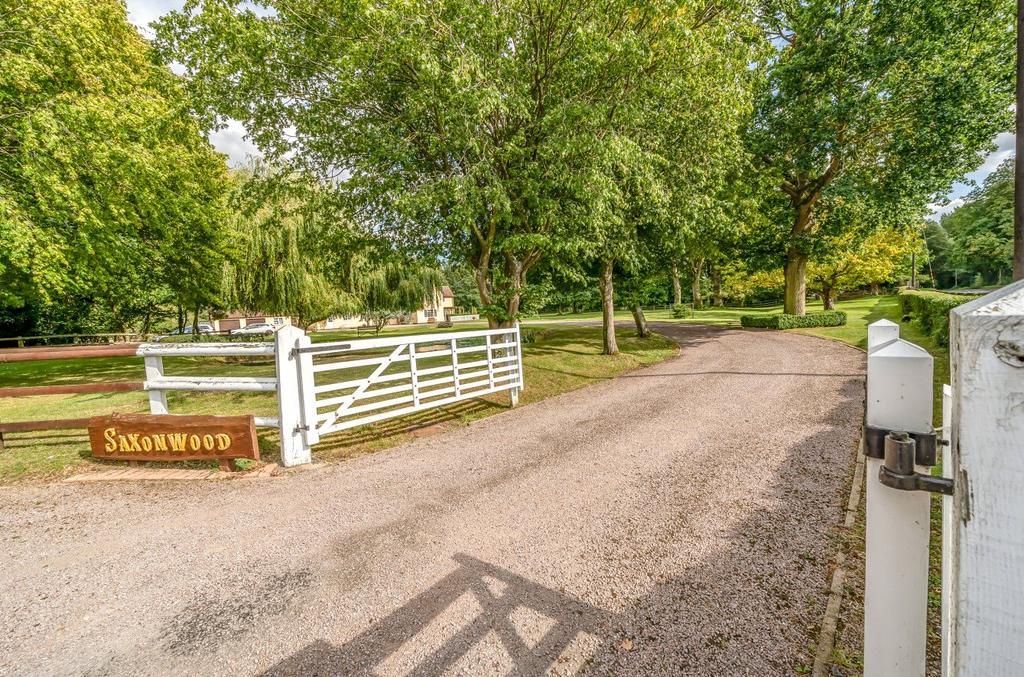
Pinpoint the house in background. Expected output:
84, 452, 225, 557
210, 313, 292, 333
314, 286, 456, 331
410, 286, 455, 324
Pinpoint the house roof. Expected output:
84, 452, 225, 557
441, 286, 454, 298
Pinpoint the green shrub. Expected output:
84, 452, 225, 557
671, 304, 692, 319
897, 289, 977, 345
740, 311, 847, 329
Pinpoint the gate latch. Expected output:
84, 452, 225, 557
878, 431, 954, 496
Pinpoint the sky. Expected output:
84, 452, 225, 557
124, 0, 1011, 221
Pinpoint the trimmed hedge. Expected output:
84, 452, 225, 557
897, 289, 977, 346
740, 311, 848, 329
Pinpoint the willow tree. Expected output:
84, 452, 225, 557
752, 0, 1014, 314
354, 262, 445, 334
221, 169, 355, 330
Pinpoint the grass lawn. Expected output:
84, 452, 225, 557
0, 325, 676, 482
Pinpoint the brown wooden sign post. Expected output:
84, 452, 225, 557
87, 414, 259, 472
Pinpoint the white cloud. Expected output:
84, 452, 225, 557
209, 119, 263, 167
926, 197, 965, 221
125, 1, 261, 167
124, 0, 182, 38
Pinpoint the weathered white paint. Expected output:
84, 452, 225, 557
864, 324, 933, 677
947, 279, 1024, 675
300, 326, 524, 438
137, 342, 275, 357
145, 376, 278, 392
275, 325, 311, 467
144, 355, 168, 415
138, 342, 278, 424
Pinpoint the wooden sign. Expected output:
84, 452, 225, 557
88, 413, 259, 469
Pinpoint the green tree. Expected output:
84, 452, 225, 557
806, 226, 918, 309
751, 0, 1014, 314
354, 262, 445, 334
0, 0, 230, 329
156, 0, 756, 331
941, 160, 1016, 285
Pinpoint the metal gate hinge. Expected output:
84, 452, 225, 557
878, 431, 954, 496
864, 425, 940, 466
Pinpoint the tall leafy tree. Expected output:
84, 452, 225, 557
155, 0, 753, 329
941, 159, 1016, 285
751, 0, 1014, 314
0, 0, 230, 330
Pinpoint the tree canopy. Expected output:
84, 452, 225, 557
0, 0, 230, 332
751, 0, 1014, 313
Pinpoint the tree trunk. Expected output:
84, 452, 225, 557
690, 258, 704, 310
783, 247, 807, 315
671, 263, 682, 306
472, 252, 530, 329
191, 306, 200, 339
821, 285, 836, 311
711, 266, 724, 307
599, 258, 618, 355
176, 305, 185, 333
630, 304, 649, 338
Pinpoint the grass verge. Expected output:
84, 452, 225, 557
790, 295, 948, 675
0, 325, 677, 482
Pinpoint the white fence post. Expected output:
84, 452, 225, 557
275, 325, 312, 467
144, 355, 168, 415
947, 280, 1024, 675
864, 321, 933, 677
942, 383, 953, 677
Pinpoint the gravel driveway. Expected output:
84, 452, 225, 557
0, 323, 864, 676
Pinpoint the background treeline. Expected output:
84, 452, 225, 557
924, 159, 1018, 290
1, 0, 1015, 353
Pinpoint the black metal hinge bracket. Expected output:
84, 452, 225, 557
864, 424, 942, 466
877, 431, 955, 496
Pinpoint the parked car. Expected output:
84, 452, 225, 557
153, 324, 214, 341
229, 322, 277, 336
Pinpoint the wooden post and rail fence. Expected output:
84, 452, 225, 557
0, 325, 526, 466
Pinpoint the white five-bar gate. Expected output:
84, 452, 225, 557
138, 325, 525, 468
863, 279, 1024, 676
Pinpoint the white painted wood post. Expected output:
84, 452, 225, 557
275, 325, 312, 467
451, 338, 461, 398
864, 322, 933, 677
946, 280, 1024, 675
868, 318, 899, 349
144, 355, 168, 415
409, 344, 421, 408
295, 332, 319, 448
942, 383, 953, 677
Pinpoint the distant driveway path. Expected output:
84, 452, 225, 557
0, 324, 864, 676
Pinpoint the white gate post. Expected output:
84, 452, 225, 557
275, 325, 312, 467
144, 355, 168, 415
947, 280, 1024, 675
864, 322, 933, 677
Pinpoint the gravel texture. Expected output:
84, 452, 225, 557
0, 323, 864, 676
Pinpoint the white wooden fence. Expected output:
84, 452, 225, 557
137, 325, 526, 468
863, 280, 1024, 676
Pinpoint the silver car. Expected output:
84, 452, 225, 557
229, 322, 277, 336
